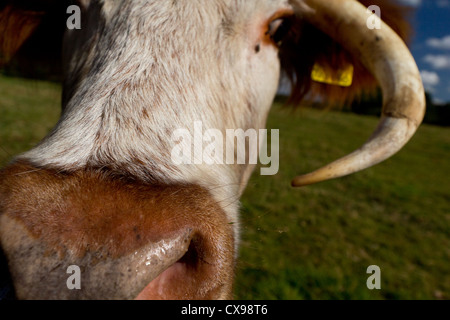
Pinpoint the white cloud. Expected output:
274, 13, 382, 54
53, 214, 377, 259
433, 97, 445, 105
424, 54, 450, 69
420, 70, 440, 91
426, 35, 450, 50
437, 0, 450, 7
397, 0, 422, 7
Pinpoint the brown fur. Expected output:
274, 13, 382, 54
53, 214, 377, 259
0, 0, 415, 300
0, 161, 235, 299
281, 0, 414, 106
0, 0, 413, 106
0, 1, 70, 77
0, 5, 44, 67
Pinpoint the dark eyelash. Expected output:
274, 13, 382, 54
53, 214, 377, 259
268, 17, 293, 47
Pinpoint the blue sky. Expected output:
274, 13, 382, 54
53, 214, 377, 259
401, 0, 450, 103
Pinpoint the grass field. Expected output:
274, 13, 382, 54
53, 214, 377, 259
1, 75, 449, 300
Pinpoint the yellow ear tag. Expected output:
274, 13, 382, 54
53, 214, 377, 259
311, 62, 354, 87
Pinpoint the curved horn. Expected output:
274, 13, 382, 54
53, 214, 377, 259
290, 0, 426, 187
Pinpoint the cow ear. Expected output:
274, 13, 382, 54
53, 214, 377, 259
281, 0, 414, 107
0, 1, 72, 79
78, 0, 91, 9
0, 4, 45, 67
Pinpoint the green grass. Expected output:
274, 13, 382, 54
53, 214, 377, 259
0, 75, 61, 163
237, 103, 450, 300
1, 75, 449, 300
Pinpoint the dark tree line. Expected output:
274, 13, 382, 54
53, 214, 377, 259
349, 89, 450, 127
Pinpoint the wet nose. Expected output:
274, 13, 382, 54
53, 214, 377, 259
0, 162, 235, 299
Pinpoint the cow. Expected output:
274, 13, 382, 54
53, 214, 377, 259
0, 0, 425, 300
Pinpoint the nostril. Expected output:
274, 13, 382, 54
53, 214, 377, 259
135, 233, 217, 300
178, 241, 200, 270
1, 162, 235, 299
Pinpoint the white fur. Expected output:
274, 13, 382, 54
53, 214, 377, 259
18, 0, 296, 246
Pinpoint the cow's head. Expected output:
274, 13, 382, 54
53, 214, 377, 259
0, 0, 425, 299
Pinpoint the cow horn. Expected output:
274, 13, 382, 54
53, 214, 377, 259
290, 0, 426, 187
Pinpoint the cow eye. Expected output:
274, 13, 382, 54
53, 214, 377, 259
267, 17, 293, 47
